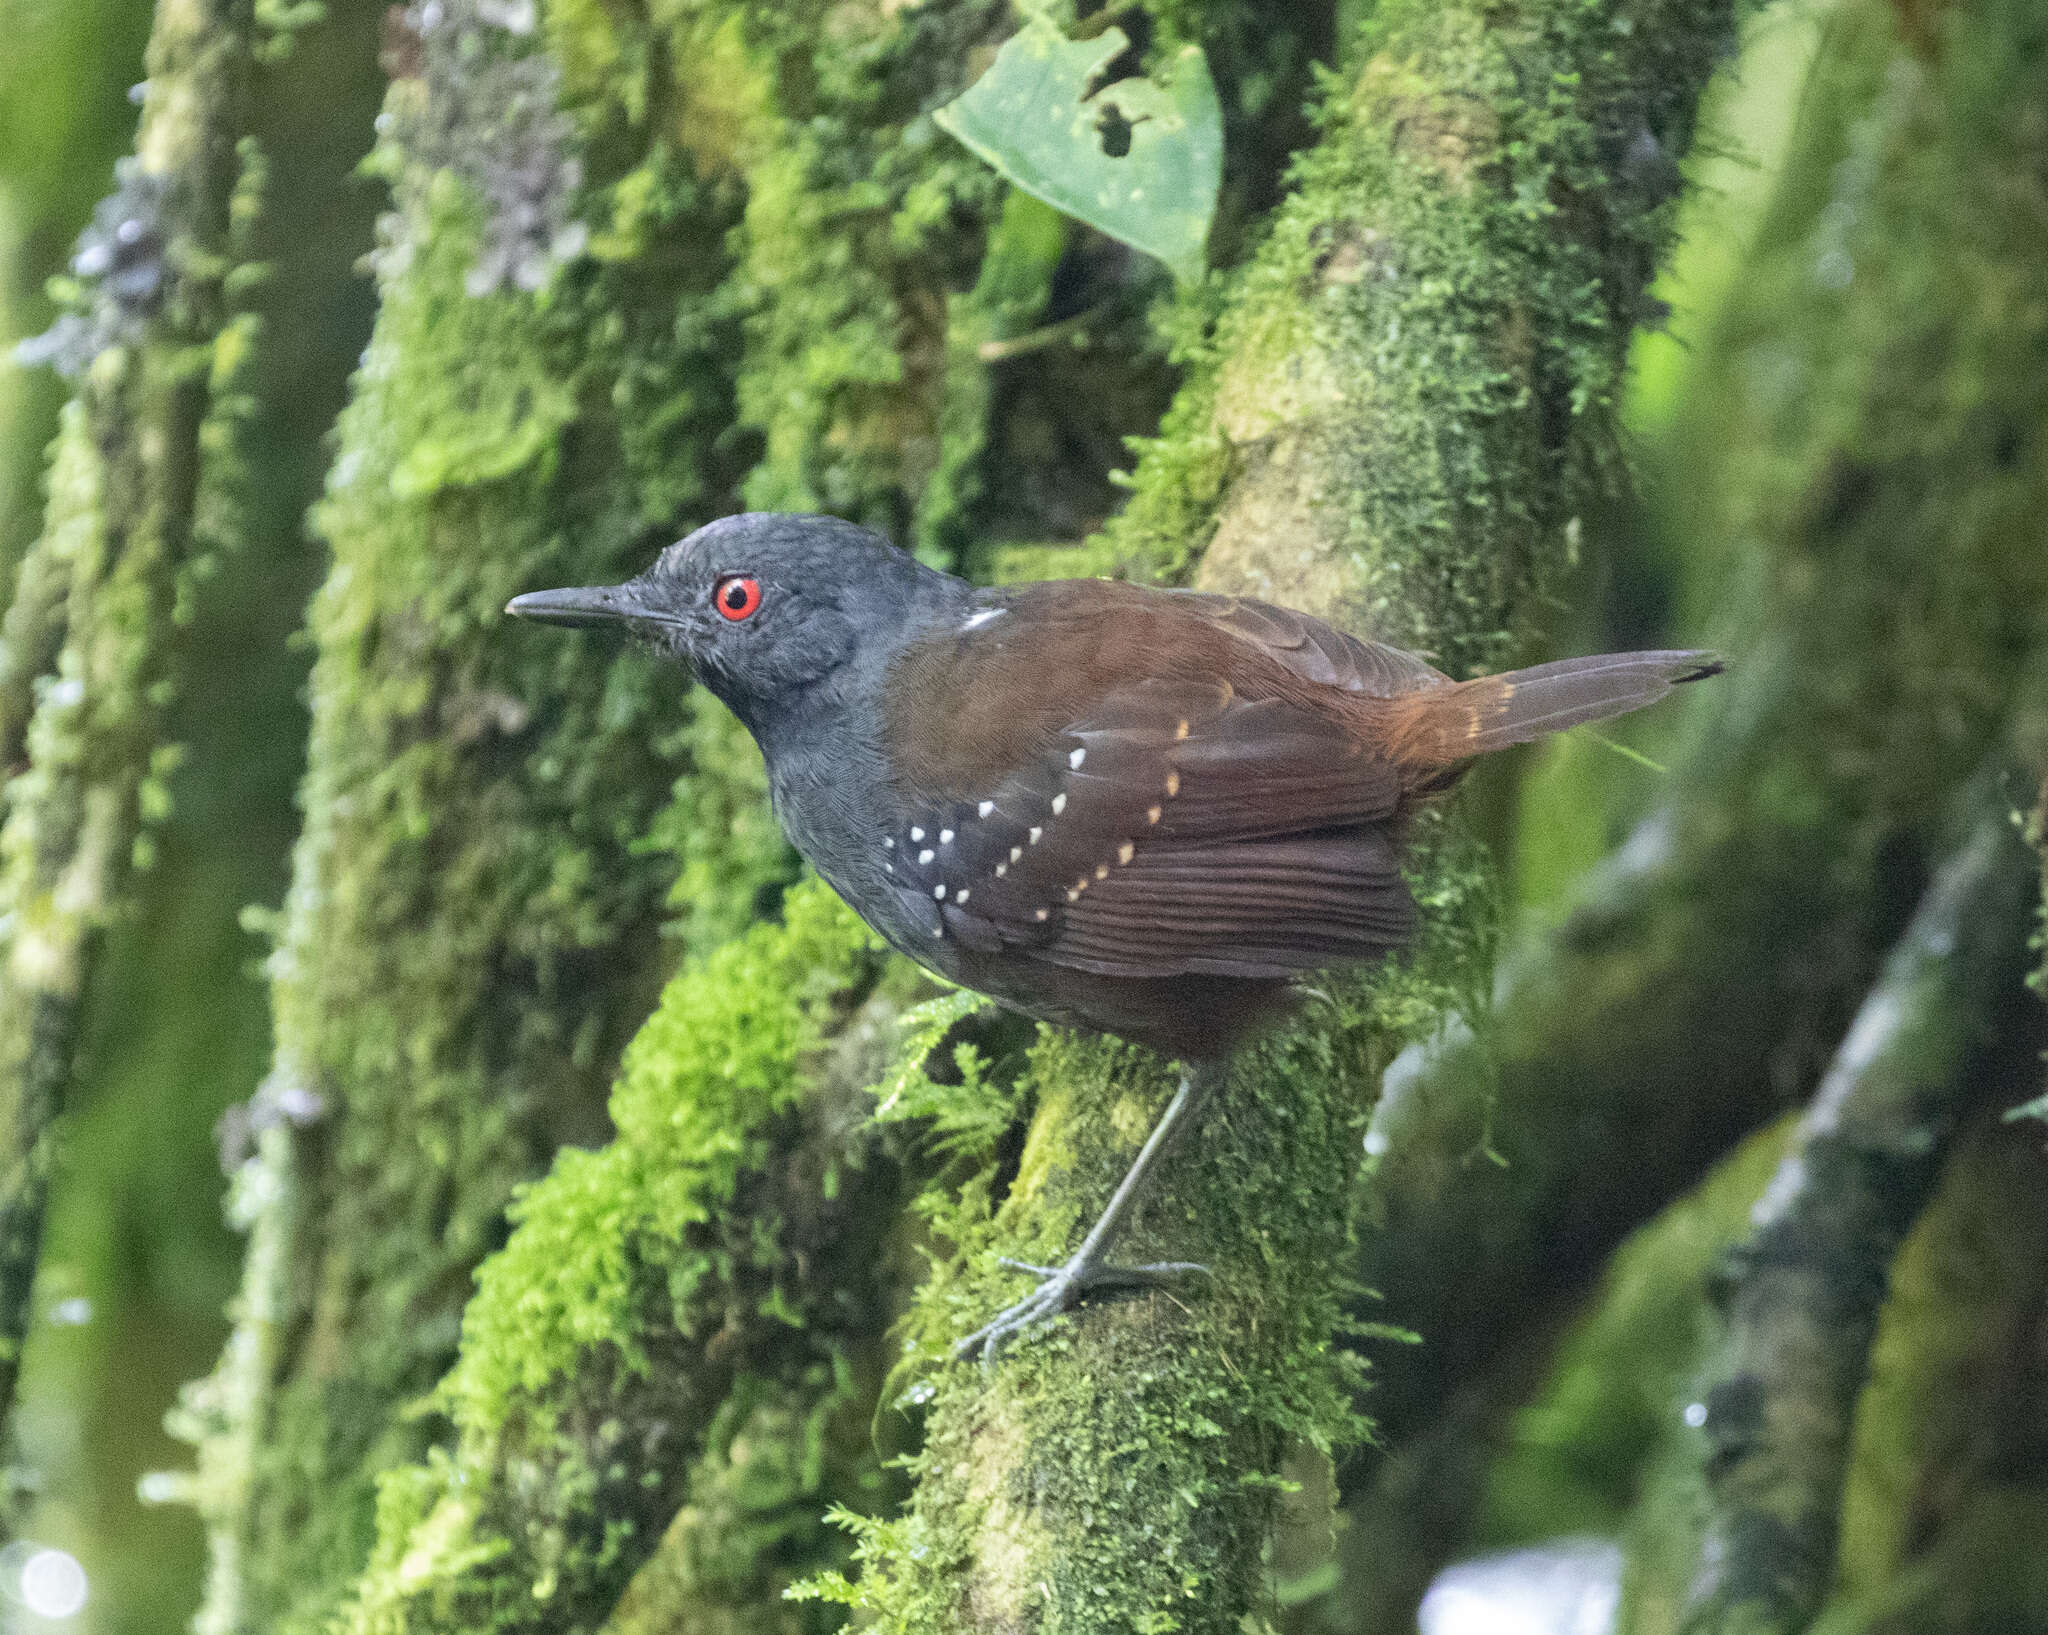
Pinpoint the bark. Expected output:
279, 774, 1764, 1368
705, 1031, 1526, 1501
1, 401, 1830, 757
0, 0, 252, 1504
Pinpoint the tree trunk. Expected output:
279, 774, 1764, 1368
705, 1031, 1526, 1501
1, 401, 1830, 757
1326, 0, 2048, 1626
0, 0, 252, 1509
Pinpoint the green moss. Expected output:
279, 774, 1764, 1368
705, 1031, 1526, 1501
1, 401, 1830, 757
445, 879, 878, 1431
332, 880, 905, 1635
801, 1018, 1381, 1632
717, 1, 1011, 539
643, 692, 798, 960
604, 1370, 888, 1635
0, 0, 256, 1516
909, 187, 1068, 570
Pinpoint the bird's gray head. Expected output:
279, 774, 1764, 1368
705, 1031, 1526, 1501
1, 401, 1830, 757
508, 513, 953, 733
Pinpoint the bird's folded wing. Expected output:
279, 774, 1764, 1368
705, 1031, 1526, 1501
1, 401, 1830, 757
881, 674, 1414, 980
1176, 591, 1449, 697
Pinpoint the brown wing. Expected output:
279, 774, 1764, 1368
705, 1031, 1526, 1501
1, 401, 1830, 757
878, 584, 1419, 981
1171, 590, 1450, 698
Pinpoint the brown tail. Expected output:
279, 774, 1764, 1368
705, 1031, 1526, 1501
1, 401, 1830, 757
1381, 649, 1723, 766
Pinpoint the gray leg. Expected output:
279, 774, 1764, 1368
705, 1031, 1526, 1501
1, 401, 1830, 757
956, 1064, 1219, 1365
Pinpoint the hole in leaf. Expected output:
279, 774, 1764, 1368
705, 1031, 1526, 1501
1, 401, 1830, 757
1094, 101, 1138, 159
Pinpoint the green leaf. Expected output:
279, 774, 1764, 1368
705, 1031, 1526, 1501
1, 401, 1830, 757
934, 19, 1220, 283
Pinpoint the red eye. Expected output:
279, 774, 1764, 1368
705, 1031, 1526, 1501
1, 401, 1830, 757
714, 575, 762, 622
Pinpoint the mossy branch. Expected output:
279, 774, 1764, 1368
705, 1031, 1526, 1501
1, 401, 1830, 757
1678, 796, 2041, 1635
1331, 651, 1894, 1629
0, 0, 253, 1500
329, 881, 917, 1635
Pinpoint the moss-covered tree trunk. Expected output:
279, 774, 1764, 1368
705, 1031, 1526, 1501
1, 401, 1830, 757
0, 0, 254, 1502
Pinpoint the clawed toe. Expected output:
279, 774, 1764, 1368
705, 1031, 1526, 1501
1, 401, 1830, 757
954, 1255, 1211, 1366
953, 1069, 1222, 1367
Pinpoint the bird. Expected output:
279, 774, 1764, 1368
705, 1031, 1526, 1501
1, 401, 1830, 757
508, 512, 1721, 1360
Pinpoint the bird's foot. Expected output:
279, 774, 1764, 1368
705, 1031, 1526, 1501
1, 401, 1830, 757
954, 1253, 1210, 1366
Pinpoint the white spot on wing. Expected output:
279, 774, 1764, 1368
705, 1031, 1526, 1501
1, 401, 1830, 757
978, 800, 995, 817
1028, 827, 1042, 845
1051, 793, 1067, 815
934, 884, 947, 900
910, 826, 924, 842
939, 828, 954, 844
1069, 747, 1086, 770
962, 607, 1005, 630
918, 849, 935, 865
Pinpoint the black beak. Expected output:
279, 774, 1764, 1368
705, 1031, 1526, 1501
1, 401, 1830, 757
504, 583, 661, 629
